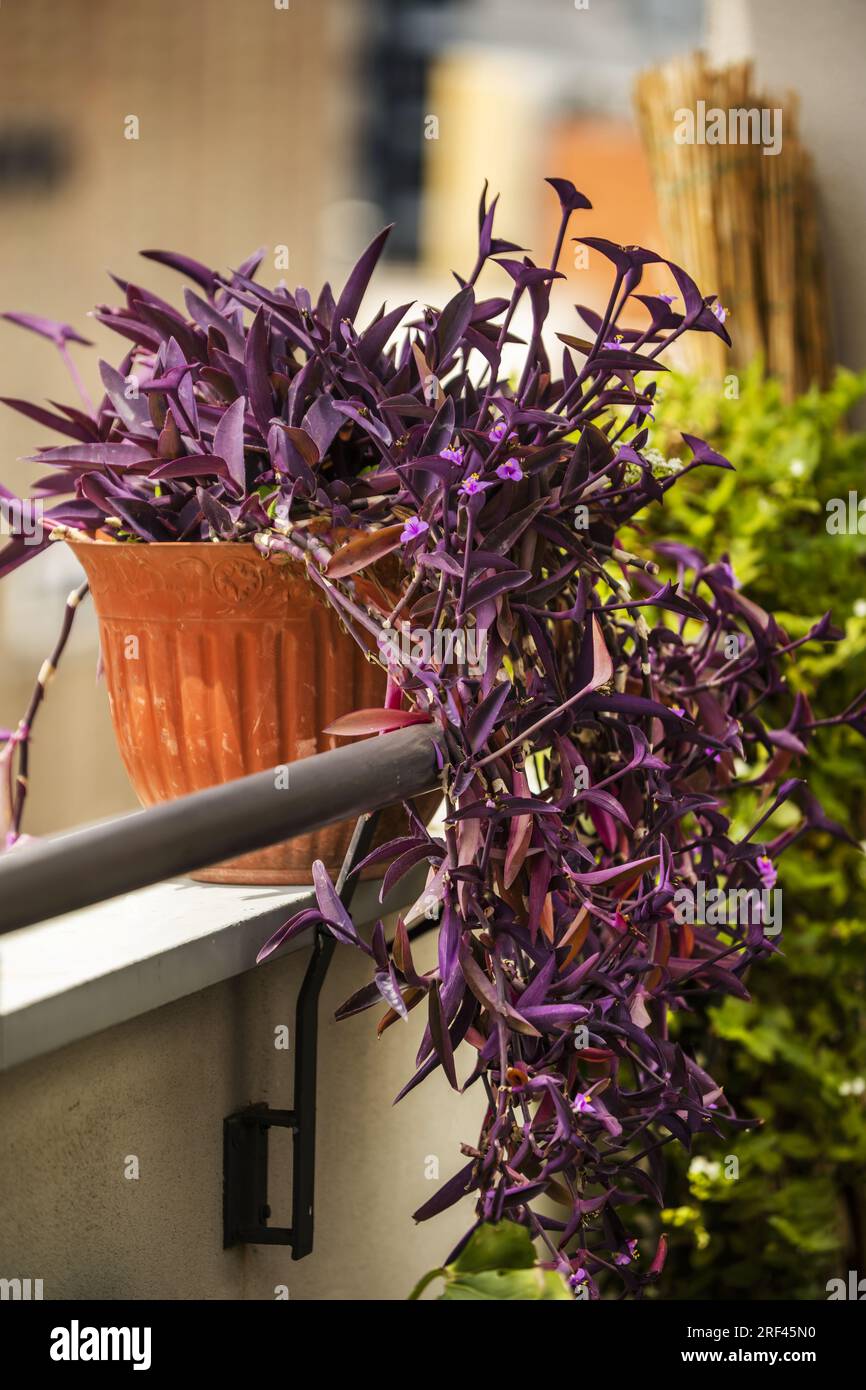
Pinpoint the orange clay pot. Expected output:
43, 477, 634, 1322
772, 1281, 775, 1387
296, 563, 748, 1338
69, 538, 421, 884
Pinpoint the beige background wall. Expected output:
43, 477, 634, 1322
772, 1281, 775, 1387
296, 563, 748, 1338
0, 0, 359, 836
0, 928, 480, 1300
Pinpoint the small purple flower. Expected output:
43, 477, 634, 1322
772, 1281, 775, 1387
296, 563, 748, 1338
756, 855, 777, 890
712, 301, 729, 324
602, 335, 626, 351
670, 705, 686, 718
459, 472, 491, 498
400, 516, 429, 545
658, 292, 677, 305
488, 420, 508, 443
573, 1092, 595, 1115
496, 457, 523, 482
614, 1239, 639, 1267
440, 444, 464, 464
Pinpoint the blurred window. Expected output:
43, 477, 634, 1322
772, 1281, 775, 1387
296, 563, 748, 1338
0, 125, 70, 194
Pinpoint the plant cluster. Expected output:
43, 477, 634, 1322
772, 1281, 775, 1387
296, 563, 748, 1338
2, 181, 863, 1296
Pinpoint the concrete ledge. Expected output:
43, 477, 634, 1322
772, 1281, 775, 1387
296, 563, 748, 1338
0, 871, 420, 1072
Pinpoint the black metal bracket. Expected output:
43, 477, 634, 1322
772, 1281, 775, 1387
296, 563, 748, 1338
223, 809, 381, 1259
223, 1104, 297, 1246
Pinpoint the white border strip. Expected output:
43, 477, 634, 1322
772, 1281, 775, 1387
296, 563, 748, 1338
0, 872, 419, 1071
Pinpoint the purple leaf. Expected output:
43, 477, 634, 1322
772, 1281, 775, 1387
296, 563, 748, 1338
140, 248, 218, 294
545, 177, 593, 213
213, 395, 247, 491
332, 225, 393, 340
244, 307, 273, 437
2, 312, 92, 347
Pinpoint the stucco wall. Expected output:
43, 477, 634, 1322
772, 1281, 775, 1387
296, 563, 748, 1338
0, 928, 481, 1300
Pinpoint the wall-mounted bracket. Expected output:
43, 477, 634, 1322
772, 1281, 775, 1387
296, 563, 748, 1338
223, 1103, 297, 1245
223, 810, 381, 1259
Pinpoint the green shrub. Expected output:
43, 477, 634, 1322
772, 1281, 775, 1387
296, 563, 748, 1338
640, 365, 866, 1299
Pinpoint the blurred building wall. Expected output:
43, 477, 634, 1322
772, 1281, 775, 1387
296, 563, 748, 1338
0, 0, 359, 834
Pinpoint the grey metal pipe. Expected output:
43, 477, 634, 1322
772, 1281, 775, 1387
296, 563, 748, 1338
0, 723, 443, 935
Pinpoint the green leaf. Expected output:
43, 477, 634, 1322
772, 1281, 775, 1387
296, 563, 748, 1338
408, 1222, 572, 1301
453, 1221, 537, 1273
441, 1268, 572, 1300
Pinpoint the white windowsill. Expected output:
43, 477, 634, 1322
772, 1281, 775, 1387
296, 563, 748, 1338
0, 871, 423, 1072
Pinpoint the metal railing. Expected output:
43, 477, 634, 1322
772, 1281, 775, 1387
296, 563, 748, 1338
0, 722, 443, 935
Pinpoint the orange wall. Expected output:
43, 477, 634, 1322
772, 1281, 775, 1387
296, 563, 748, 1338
545, 117, 667, 327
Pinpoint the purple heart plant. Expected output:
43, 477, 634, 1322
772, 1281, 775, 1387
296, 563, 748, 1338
2, 179, 863, 1297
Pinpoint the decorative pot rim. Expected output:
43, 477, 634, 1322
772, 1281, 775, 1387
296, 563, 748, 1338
67, 537, 293, 552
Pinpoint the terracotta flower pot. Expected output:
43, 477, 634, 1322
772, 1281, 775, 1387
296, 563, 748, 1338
69, 538, 423, 884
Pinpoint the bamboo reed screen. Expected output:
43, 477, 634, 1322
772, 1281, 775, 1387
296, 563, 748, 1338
634, 53, 830, 397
